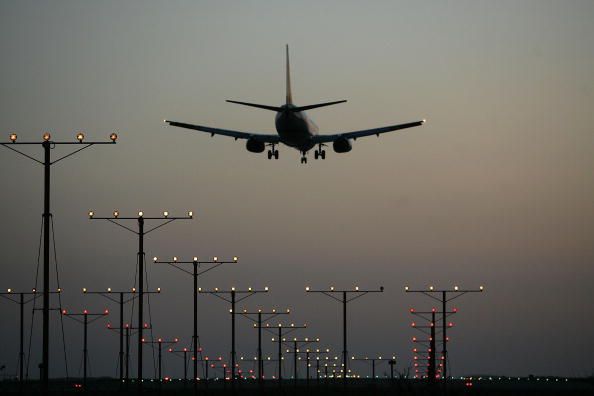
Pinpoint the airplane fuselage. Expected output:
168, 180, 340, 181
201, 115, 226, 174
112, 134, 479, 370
275, 104, 318, 152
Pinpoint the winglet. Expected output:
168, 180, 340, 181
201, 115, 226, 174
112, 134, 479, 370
286, 44, 293, 105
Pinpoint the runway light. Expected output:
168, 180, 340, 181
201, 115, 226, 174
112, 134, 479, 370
157, 287, 161, 293
480, 285, 484, 291
173, 256, 178, 262
454, 286, 459, 291
107, 287, 112, 292
429, 286, 434, 291
76, 132, 84, 142
7, 288, 12, 293
163, 211, 168, 218
153, 257, 158, 262
188, 211, 193, 218
9, 133, 17, 142
82, 287, 87, 293
138, 211, 143, 217
88, 211, 94, 218
405, 286, 409, 291
43, 132, 51, 141
233, 256, 238, 262
113, 210, 119, 218
213, 256, 218, 262
193, 256, 198, 262
355, 286, 359, 291
110, 132, 118, 142
264, 286, 269, 291
305, 286, 310, 291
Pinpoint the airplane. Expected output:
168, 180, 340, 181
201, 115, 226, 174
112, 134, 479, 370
165, 45, 425, 164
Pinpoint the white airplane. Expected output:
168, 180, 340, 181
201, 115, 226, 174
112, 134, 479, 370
165, 45, 425, 164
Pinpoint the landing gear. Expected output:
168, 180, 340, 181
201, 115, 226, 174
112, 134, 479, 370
300, 151, 308, 164
267, 144, 279, 160
314, 144, 326, 160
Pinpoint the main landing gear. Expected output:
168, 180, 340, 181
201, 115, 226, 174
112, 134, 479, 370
300, 153, 307, 164
314, 144, 326, 160
267, 144, 279, 160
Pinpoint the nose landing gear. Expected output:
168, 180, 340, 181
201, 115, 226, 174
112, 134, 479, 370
300, 151, 308, 164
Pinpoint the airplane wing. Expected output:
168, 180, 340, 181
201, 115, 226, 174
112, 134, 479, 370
166, 120, 281, 143
312, 120, 425, 143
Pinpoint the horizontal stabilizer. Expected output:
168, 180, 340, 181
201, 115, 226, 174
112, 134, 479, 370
290, 100, 347, 112
226, 100, 284, 112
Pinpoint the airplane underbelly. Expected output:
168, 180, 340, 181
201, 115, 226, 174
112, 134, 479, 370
275, 114, 311, 147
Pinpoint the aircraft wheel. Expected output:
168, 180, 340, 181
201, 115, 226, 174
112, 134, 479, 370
321, 150, 326, 160
267, 150, 272, 160
314, 151, 319, 160
274, 150, 279, 159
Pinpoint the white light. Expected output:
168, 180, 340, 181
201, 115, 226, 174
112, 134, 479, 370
193, 256, 198, 261
429, 286, 434, 291
110, 132, 118, 142
405, 286, 409, 291
9, 133, 17, 142
305, 286, 310, 291
480, 285, 484, 291
454, 286, 459, 291
7, 288, 12, 293
173, 256, 178, 262
113, 210, 119, 218
76, 132, 85, 142
43, 132, 51, 141
82, 288, 87, 293
138, 211, 143, 217
233, 256, 238, 262
153, 257, 158, 262
188, 211, 193, 218
330, 286, 334, 291
213, 256, 218, 262
107, 287, 112, 292
163, 211, 168, 217
157, 287, 161, 293
264, 286, 269, 291
355, 286, 359, 291
88, 211, 94, 218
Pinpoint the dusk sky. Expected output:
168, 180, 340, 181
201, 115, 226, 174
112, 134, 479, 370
1, 1, 593, 380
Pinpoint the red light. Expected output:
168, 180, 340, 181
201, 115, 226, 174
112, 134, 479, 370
412, 337, 417, 341
158, 338, 162, 342
411, 322, 416, 327
410, 308, 415, 313
83, 309, 88, 314
432, 308, 436, 312
453, 308, 458, 313
62, 309, 67, 315
104, 309, 109, 314
448, 322, 453, 327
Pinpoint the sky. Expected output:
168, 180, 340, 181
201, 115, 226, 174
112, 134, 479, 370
1, 0, 593, 380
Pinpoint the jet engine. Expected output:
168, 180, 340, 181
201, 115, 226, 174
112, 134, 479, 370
246, 138, 265, 153
333, 137, 352, 153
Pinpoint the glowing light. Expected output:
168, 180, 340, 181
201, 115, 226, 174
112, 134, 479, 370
76, 132, 84, 142
264, 286, 269, 291
113, 210, 119, 218
305, 286, 310, 291
173, 256, 178, 262
188, 211, 193, 218
107, 287, 112, 292
82, 287, 87, 293
233, 256, 238, 262
88, 211, 94, 218
480, 285, 484, 291
153, 257, 158, 262
163, 211, 168, 218
138, 211, 143, 217
9, 133, 17, 142
454, 286, 459, 291
429, 286, 434, 291
7, 288, 12, 293
213, 256, 218, 262
43, 132, 51, 141
110, 132, 118, 142
405, 286, 409, 291
157, 287, 161, 293
193, 256, 198, 261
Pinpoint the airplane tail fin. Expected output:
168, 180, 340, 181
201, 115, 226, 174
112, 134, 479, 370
286, 44, 293, 105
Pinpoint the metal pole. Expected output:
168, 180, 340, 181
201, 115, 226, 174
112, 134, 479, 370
278, 328, 282, 385
342, 291, 347, 386
306, 352, 310, 387
158, 341, 162, 381
430, 311, 436, 382
83, 313, 88, 388
372, 359, 375, 379
193, 260, 198, 395
138, 216, 144, 393
19, 293, 24, 385
183, 351, 187, 382
125, 327, 130, 382
257, 312, 262, 384
231, 290, 236, 386
442, 291, 447, 381
42, 140, 50, 394
119, 293, 124, 383
293, 340, 297, 386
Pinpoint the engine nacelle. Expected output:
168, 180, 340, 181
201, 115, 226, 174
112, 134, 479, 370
333, 137, 352, 153
246, 138, 265, 153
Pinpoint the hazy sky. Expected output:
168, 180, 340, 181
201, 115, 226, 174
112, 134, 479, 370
1, 0, 593, 380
